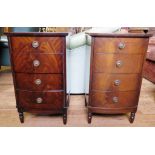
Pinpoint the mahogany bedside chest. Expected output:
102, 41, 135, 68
86, 33, 152, 124
5, 32, 69, 124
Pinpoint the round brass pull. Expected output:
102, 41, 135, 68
34, 79, 42, 85
118, 42, 125, 49
33, 60, 40, 67
36, 97, 43, 104
112, 97, 118, 103
32, 41, 39, 48
116, 60, 123, 68
114, 80, 121, 86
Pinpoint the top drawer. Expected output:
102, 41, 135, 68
94, 37, 148, 54
10, 37, 64, 54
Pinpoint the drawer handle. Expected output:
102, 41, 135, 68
118, 42, 125, 49
112, 97, 118, 103
36, 97, 43, 104
114, 80, 121, 86
32, 41, 39, 48
116, 60, 123, 68
34, 79, 42, 85
33, 60, 40, 67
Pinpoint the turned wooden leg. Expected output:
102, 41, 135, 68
63, 109, 67, 125
85, 97, 87, 107
19, 112, 24, 123
67, 94, 70, 107
129, 112, 135, 123
88, 112, 92, 124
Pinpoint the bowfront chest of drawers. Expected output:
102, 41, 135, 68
86, 33, 152, 123
6, 32, 69, 124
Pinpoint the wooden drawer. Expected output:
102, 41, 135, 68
13, 53, 63, 73
94, 37, 148, 54
16, 73, 63, 91
93, 53, 144, 73
11, 37, 64, 54
90, 91, 139, 108
17, 90, 64, 110
92, 73, 140, 91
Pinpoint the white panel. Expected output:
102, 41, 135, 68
66, 49, 71, 93
84, 45, 91, 94
69, 46, 87, 93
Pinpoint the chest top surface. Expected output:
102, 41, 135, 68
87, 33, 152, 38
4, 32, 69, 37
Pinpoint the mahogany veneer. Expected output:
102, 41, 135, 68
16, 73, 63, 91
13, 53, 63, 73
5, 32, 69, 124
86, 33, 152, 123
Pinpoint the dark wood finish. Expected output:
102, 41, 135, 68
17, 90, 64, 110
5, 32, 68, 124
88, 112, 92, 124
93, 54, 144, 73
129, 112, 135, 123
19, 112, 24, 123
92, 73, 140, 91
90, 91, 139, 108
94, 38, 148, 54
87, 33, 152, 38
13, 53, 63, 73
87, 33, 152, 123
5, 32, 68, 36
88, 106, 137, 114
11, 37, 64, 54
16, 73, 63, 91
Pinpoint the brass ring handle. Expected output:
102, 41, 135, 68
116, 60, 123, 68
114, 79, 121, 86
118, 42, 125, 49
33, 60, 40, 67
32, 41, 39, 48
112, 97, 118, 103
36, 97, 43, 104
34, 79, 42, 85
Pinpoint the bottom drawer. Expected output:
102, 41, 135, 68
17, 90, 64, 110
90, 91, 139, 109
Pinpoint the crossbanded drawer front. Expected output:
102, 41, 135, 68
10, 37, 64, 54
90, 91, 139, 108
17, 90, 64, 110
13, 53, 63, 73
93, 53, 144, 73
92, 73, 140, 91
94, 37, 148, 54
16, 73, 63, 91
